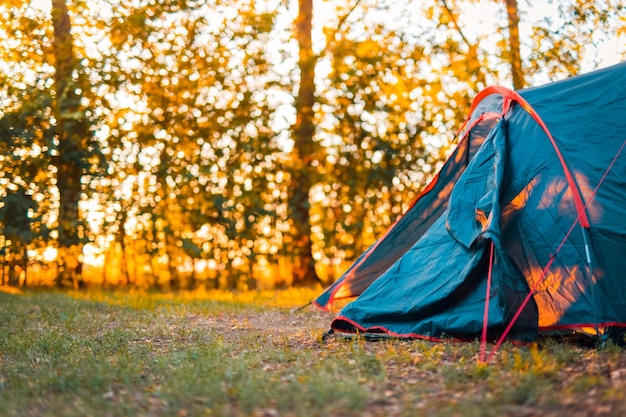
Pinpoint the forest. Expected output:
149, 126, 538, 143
1, 0, 625, 291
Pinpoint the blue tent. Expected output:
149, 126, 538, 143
315, 62, 626, 344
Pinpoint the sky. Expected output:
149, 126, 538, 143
30, 0, 624, 72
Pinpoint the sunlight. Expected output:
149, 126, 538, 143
2, 0, 623, 293
31, 0, 50, 13
83, 243, 104, 267
43, 246, 57, 262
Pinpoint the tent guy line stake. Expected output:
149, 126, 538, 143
291, 300, 313, 313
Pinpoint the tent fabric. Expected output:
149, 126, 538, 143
316, 62, 626, 342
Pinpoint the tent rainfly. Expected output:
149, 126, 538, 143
315, 62, 626, 348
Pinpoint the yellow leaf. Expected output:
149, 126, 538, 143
356, 40, 380, 59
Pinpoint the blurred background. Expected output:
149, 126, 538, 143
0, 0, 624, 291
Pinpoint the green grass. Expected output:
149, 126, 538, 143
1, 289, 625, 417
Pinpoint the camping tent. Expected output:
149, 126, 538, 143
315, 62, 626, 345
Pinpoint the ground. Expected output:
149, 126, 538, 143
1, 288, 625, 417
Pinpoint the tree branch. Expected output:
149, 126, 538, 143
316, 0, 363, 58
440, 0, 473, 51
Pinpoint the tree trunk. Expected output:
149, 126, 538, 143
0, 241, 6, 286
289, 0, 321, 286
22, 249, 28, 287
0, 249, 4, 286
505, 0, 525, 89
189, 258, 197, 290
51, 0, 85, 288
8, 251, 19, 287
117, 208, 130, 286
165, 228, 180, 290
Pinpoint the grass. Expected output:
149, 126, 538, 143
0, 288, 625, 417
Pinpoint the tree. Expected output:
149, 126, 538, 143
288, 0, 322, 286
504, 0, 524, 89
2, 0, 624, 290
490, 0, 625, 85
0, 187, 38, 285
0, 0, 57, 286
316, 29, 430, 267
51, 0, 91, 288
97, 0, 283, 289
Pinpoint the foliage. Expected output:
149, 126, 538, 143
0, 290, 625, 417
0, 0, 624, 289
